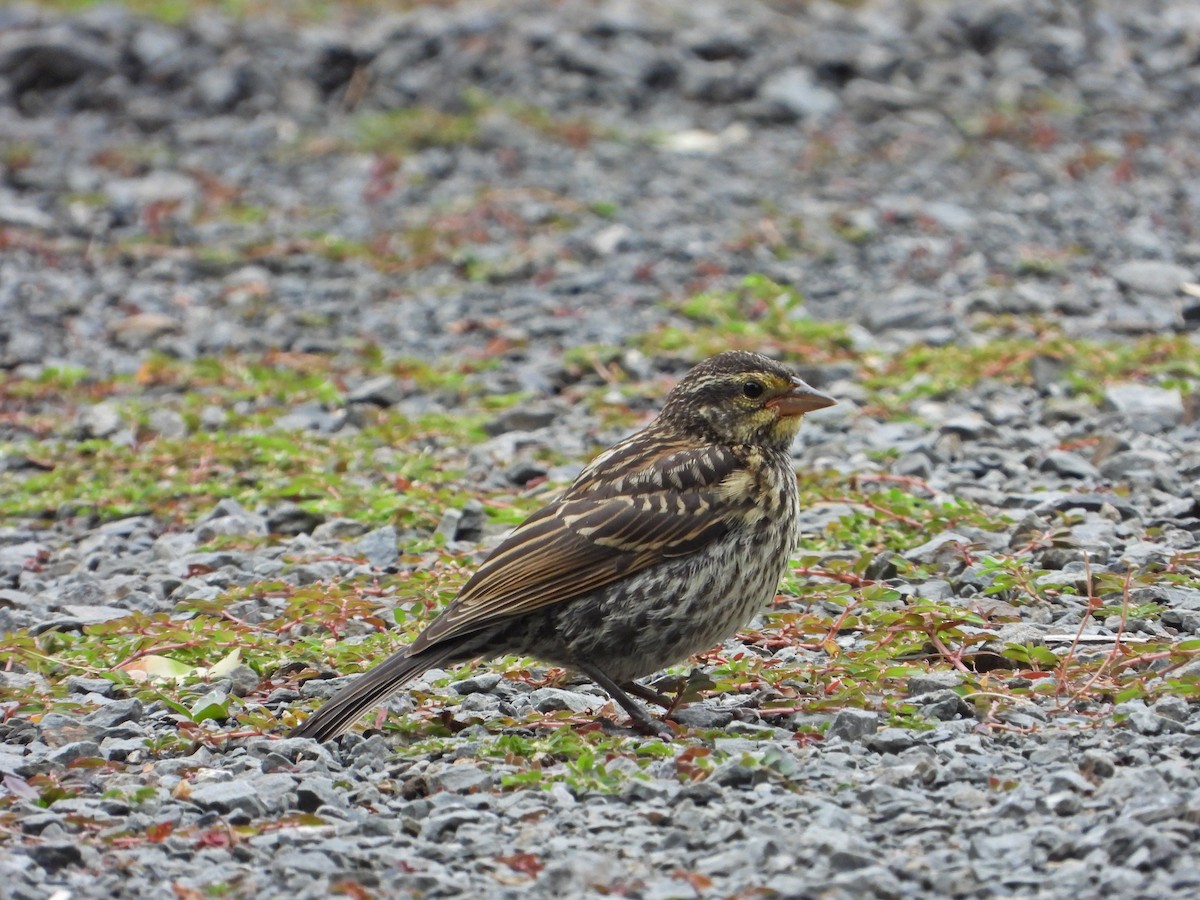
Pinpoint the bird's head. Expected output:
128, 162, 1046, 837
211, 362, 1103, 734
658, 350, 836, 450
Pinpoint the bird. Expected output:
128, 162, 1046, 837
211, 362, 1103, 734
290, 350, 835, 742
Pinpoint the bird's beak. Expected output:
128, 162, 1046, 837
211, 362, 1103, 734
766, 378, 837, 417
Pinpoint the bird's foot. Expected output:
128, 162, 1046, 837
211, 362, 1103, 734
621, 680, 674, 709
631, 715, 676, 741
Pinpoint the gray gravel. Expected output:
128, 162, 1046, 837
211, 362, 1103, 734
3, 0, 1200, 897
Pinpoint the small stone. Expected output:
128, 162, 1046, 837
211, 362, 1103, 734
195, 67, 243, 111
271, 849, 335, 876
903, 532, 972, 566
0, 198, 54, 229
1123, 703, 1181, 735
940, 413, 990, 438
866, 286, 953, 331
451, 673, 501, 695
0, 587, 37, 609
1042, 396, 1097, 424
436, 508, 464, 543
347, 375, 407, 407
100, 737, 149, 762
862, 728, 919, 754
296, 775, 344, 812
352, 525, 397, 568
1041, 791, 1081, 815
47, 741, 101, 766
65, 676, 115, 696
26, 842, 83, 871
35, 604, 130, 630
76, 401, 124, 439
0, 541, 48, 568
527, 687, 598, 714
505, 458, 548, 486
484, 407, 557, 436
456, 499, 484, 540
1040, 450, 1099, 480
146, 407, 187, 439
828, 848, 875, 872
924, 201, 976, 231
918, 690, 971, 721
419, 808, 482, 842
1048, 769, 1095, 795
864, 551, 900, 580
591, 223, 637, 256
907, 673, 964, 696
194, 500, 268, 541
249, 773, 297, 813
266, 502, 325, 536
436, 502, 483, 543
1098, 450, 1173, 479
766, 875, 811, 896
427, 764, 492, 793
227, 665, 261, 697
457, 693, 498, 714
312, 518, 370, 541
1030, 355, 1069, 391
1121, 541, 1174, 568
130, 23, 184, 68
672, 705, 734, 728
1079, 749, 1116, 780
109, 312, 180, 348
1112, 260, 1193, 296
1152, 695, 1189, 723
759, 67, 840, 120
1103, 384, 1184, 432
189, 780, 265, 816
973, 831, 1030, 859
826, 709, 880, 742
199, 405, 227, 430
273, 405, 341, 433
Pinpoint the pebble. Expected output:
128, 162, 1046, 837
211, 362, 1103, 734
1112, 260, 1193, 296
189, 780, 266, 816
826, 709, 881, 742
1103, 384, 1185, 432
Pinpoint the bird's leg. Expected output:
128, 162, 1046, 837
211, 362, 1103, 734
621, 680, 673, 709
578, 663, 675, 740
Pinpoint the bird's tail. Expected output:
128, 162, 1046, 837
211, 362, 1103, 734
289, 644, 461, 742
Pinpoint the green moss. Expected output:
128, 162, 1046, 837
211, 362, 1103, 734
356, 107, 482, 155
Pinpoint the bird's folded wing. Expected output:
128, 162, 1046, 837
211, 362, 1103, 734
408, 444, 751, 652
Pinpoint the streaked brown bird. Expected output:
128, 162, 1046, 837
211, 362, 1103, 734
290, 350, 835, 741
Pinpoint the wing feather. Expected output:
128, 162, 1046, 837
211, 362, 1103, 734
408, 441, 753, 653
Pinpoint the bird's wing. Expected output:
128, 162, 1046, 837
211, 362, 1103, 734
408, 442, 754, 653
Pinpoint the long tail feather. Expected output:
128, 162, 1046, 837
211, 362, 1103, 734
290, 644, 462, 742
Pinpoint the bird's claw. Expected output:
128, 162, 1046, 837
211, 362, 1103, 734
631, 716, 676, 741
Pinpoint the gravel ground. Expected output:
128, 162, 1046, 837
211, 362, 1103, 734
3, 0, 1200, 897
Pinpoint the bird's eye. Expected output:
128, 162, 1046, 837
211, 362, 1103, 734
742, 380, 764, 399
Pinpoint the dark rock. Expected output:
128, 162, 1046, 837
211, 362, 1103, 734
484, 408, 558, 436
265, 503, 325, 536
862, 728, 920, 754
826, 709, 880, 742
347, 375, 407, 407
190, 780, 266, 816
352, 525, 398, 568
47, 741, 101, 766
0, 29, 117, 96
25, 841, 83, 871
